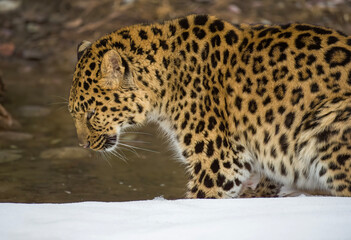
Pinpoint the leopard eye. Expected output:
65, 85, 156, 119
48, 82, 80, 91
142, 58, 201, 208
87, 110, 95, 120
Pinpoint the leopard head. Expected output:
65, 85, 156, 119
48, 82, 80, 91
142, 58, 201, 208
68, 40, 151, 151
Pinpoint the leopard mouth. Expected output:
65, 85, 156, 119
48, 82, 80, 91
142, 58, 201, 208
103, 134, 118, 151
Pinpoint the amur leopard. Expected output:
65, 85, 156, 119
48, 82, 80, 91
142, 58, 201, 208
69, 14, 351, 198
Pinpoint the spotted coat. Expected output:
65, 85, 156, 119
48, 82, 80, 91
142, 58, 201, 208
69, 15, 351, 198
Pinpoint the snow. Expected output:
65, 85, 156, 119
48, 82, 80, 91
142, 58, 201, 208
1, 197, 351, 240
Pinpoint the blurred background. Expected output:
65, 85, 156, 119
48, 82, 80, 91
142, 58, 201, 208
0, 0, 350, 202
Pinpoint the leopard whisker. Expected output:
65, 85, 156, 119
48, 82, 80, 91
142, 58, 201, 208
118, 146, 141, 158
119, 139, 151, 144
48, 102, 69, 105
121, 131, 153, 136
51, 95, 69, 102
104, 152, 113, 167
110, 149, 128, 163
114, 148, 129, 162
118, 143, 159, 153
95, 150, 112, 167
51, 105, 70, 113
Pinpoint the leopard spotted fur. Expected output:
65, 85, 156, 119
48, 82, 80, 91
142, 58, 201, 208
69, 15, 351, 198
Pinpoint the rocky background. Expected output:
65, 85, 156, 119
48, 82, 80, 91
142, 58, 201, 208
0, 0, 350, 202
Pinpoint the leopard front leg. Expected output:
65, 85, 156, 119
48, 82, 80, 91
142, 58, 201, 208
239, 176, 282, 198
184, 138, 253, 199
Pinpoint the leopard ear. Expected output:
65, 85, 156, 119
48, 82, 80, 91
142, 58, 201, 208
77, 40, 92, 60
100, 49, 133, 89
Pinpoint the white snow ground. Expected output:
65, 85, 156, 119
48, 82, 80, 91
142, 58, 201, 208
1, 197, 351, 240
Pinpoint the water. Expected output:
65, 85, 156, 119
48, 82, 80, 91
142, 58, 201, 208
0, 61, 186, 203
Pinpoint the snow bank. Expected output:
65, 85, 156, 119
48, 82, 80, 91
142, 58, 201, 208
1, 197, 350, 240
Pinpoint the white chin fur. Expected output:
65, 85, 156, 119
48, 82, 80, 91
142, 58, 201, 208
102, 127, 120, 152
104, 140, 118, 152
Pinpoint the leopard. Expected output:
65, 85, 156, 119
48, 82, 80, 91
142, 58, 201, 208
68, 14, 351, 198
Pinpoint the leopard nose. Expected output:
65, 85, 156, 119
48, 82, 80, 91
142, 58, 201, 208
79, 141, 90, 149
